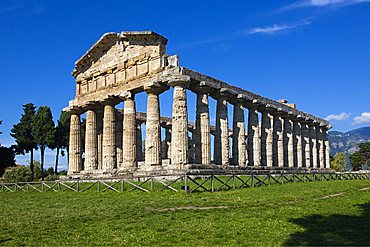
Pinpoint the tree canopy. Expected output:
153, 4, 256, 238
350, 142, 370, 171
330, 152, 346, 172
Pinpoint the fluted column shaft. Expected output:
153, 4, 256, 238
84, 110, 98, 171
123, 95, 137, 168
145, 90, 162, 166
232, 103, 246, 166
317, 127, 325, 168
96, 111, 103, 170
215, 97, 230, 166
102, 104, 117, 171
324, 130, 330, 168
273, 114, 284, 167
248, 108, 260, 167
261, 111, 274, 167
284, 118, 294, 168
171, 85, 188, 167
68, 113, 82, 174
115, 110, 123, 168
293, 121, 303, 168
310, 125, 317, 168
302, 123, 311, 168
195, 93, 211, 166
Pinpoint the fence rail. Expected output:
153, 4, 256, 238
1, 172, 369, 193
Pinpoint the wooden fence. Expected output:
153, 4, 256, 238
1, 172, 369, 193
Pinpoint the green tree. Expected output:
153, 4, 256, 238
330, 152, 346, 172
33, 106, 55, 181
10, 103, 38, 180
50, 111, 70, 174
350, 142, 370, 171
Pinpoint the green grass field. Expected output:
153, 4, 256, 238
1, 180, 370, 246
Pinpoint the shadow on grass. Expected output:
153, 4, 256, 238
285, 202, 370, 246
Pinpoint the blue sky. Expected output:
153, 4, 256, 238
0, 0, 369, 169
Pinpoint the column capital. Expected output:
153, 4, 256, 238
144, 85, 167, 95
119, 91, 135, 101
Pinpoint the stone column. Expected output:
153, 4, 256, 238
310, 124, 318, 169
194, 92, 211, 166
136, 122, 144, 161
284, 117, 294, 168
273, 113, 284, 167
145, 88, 162, 166
317, 127, 325, 168
248, 107, 261, 167
215, 96, 230, 166
84, 109, 98, 171
261, 110, 274, 167
115, 110, 123, 168
68, 112, 82, 174
122, 93, 137, 169
96, 111, 103, 170
102, 103, 117, 171
324, 129, 330, 168
171, 83, 188, 168
302, 122, 311, 168
293, 120, 303, 168
232, 102, 246, 166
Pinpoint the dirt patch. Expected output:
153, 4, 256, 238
358, 187, 370, 191
320, 192, 344, 199
147, 205, 231, 212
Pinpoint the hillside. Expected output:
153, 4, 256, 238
329, 126, 370, 155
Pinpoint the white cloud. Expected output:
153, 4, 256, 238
353, 112, 370, 125
246, 21, 311, 35
325, 112, 351, 121
277, 0, 370, 12
0, 1, 23, 12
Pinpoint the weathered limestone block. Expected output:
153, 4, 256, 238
284, 118, 294, 168
68, 113, 82, 174
293, 120, 303, 168
215, 97, 230, 166
261, 111, 273, 167
232, 103, 246, 166
171, 84, 188, 167
122, 95, 137, 168
145, 89, 162, 166
84, 110, 98, 171
102, 104, 117, 171
248, 108, 261, 167
317, 127, 325, 168
310, 125, 318, 168
194, 93, 211, 166
115, 110, 123, 168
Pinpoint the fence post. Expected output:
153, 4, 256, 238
77, 180, 80, 192
150, 177, 154, 192
42, 182, 44, 192
251, 174, 255, 188
211, 175, 215, 192
185, 175, 188, 193
232, 175, 236, 190
121, 178, 124, 192
98, 181, 100, 192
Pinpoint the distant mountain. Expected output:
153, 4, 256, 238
329, 126, 370, 155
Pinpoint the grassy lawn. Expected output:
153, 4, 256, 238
1, 180, 370, 246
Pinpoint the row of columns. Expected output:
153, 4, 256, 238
68, 82, 330, 174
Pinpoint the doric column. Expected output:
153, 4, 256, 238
171, 83, 189, 168
302, 122, 311, 168
248, 107, 261, 167
96, 111, 103, 170
324, 129, 330, 168
84, 109, 98, 171
317, 126, 325, 168
68, 112, 82, 174
232, 102, 246, 166
122, 93, 137, 169
162, 126, 171, 159
273, 113, 284, 167
115, 110, 123, 168
194, 92, 211, 166
293, 120, 303, 168
215, 96, 230, 166
310, 124, 318, 169
283, 116, 294, 168
145, 88, 162, 166
261, 110, 274, 167
102, 103, 117, 171
136, 122, 144, 161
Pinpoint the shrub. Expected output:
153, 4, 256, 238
3, 166, 32, 183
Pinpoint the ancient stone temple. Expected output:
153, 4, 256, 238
64, 31, 331, 177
